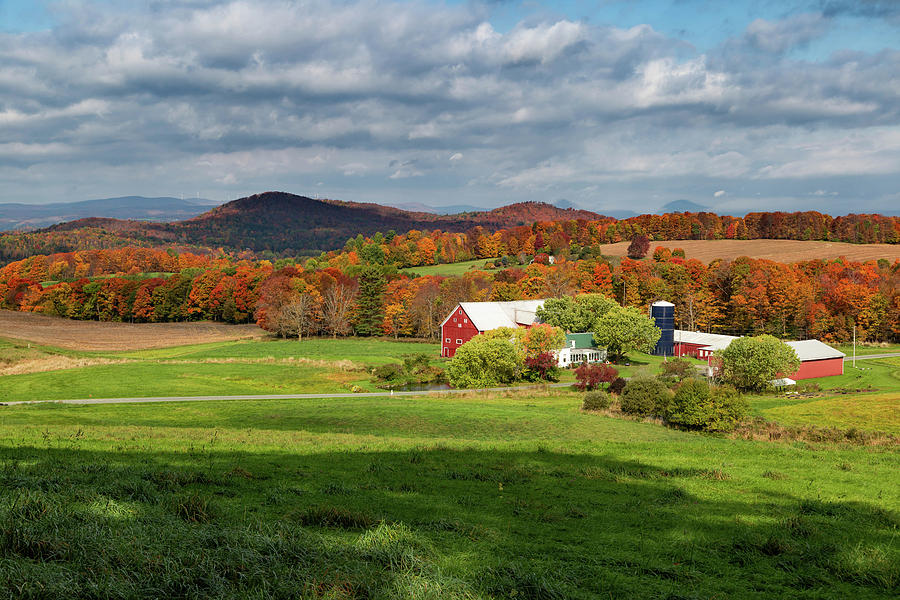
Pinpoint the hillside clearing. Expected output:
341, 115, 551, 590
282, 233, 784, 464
600, 239, 900, 263
0, 310, 264, 350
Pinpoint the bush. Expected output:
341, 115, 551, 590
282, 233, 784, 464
582, 390, 611, 411
620, 376, 671, 417
373, 362, 404, 382
522, 352, 560, 382
666, 380, 748, 432
659, 357, 696, 382
608, 377, 626, 395
447, 336, 519, 388
574, 363, 618, 391
704, 386, 748, 432
666, 378, 712, 428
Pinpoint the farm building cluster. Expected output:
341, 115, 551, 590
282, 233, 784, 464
439, 299, 845, 381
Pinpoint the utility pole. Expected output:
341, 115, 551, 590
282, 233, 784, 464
853, 324, 856, 368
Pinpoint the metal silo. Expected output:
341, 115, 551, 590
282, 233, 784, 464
650, 300, 675, 356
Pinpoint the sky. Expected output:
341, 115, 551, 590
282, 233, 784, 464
1, 0, 899, 215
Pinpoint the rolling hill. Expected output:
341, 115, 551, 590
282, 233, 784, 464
39, 192, 606, 255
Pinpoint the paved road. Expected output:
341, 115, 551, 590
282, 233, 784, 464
5, 352, 897, 407
844, 352, 900, 361
1, 382, 573, 406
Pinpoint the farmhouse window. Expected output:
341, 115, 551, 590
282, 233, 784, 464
456, 339, 462, 344
445, 338, 450, 343
463, 318, 467, 323
453, 318, 457, 323
458, 323, 461, 328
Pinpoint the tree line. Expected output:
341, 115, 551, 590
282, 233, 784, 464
1, 244, 898, 343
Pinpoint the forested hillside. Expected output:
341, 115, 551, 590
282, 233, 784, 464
3, 244, 897, 344
2, 192, 897, 263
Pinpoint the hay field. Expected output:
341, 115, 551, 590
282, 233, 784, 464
0, 310, 264, 351
601, 239, 900, 263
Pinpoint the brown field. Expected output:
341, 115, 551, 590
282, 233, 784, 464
601, 239, 900, 263
0, 310, 265, 351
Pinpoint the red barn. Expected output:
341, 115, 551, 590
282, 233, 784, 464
673, 330, 845, 381
784, 340, 846, 379
439, 300, 545, 358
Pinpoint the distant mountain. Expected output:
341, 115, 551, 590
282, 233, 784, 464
42, 192, 606, 254
0, 196, 218, 230
660, 199, 710, 213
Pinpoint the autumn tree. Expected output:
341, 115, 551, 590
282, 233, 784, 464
627, 234, 650, 259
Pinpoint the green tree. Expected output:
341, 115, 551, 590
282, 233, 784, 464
593, 306, 661, 360
446, 336, 520, 388
715, 335, 801, 392
536, 293, 617, 332
353, 266, 386, 336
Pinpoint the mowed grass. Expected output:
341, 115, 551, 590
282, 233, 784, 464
400, 258, 496, 277
119, 336, 439, 363
0, 392, 897, 599
0, 336, 442, 401
761, 392, 900, 434
747, 357, 900, 434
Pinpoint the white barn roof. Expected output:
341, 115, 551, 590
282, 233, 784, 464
675, 330, 844, 361
785, 340, 846, 361
452, 300, 545, 331
674, 330, 738, 351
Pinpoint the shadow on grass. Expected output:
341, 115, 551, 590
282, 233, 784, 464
0, 445, 896, 599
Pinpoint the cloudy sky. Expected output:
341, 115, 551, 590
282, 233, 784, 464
2, 0, 899, 215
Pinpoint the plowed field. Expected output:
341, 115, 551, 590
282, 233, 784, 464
0, 310, 264, 350
601, 239, 900, 263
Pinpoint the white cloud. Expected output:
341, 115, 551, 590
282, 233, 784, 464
714, 190, 726, 197
0, 0, 897, 213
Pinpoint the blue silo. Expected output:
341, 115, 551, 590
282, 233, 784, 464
650, 301, 675, 356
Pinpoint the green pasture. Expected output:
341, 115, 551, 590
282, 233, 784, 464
118, 336, 439, 363
746, 357, 900, 434
400, 258, 496, 277
0, 337, 443, 402
0, 391, 897, 598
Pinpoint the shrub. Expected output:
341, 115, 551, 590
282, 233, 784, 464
582, 391, 611, 411
659, 357, 696, 382
666, 378, 712, 428
620, 376, 671, 416
704, 385, 748, 432
574, 363, 618, 391
608, 377, 627, 395
373, 362, 404, 382
666, 380, 748, 432
523, 352, 560, 382
447, 336, 519, 388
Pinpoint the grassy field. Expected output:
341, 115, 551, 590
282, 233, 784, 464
0, 337, 441, 401
1, 328, 898, 597
0, 391, 897, 598
400, 258, 496, 277
746, 356, 900, 434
